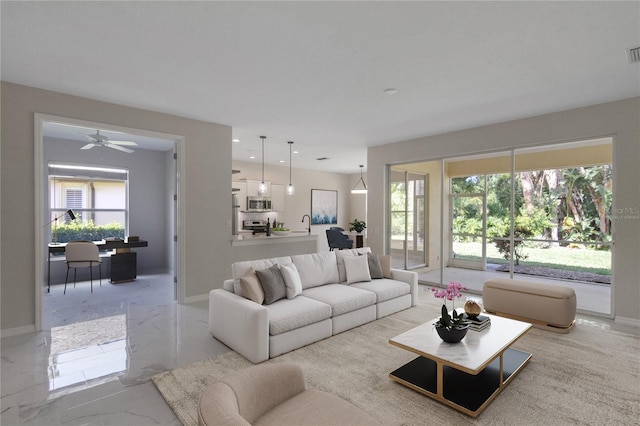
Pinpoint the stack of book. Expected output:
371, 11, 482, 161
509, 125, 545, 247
463, 313, 491, 331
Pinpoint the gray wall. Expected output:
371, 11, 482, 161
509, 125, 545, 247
368, 97, 640, 324
1, 82, 232, 333
43, 137, 171, 283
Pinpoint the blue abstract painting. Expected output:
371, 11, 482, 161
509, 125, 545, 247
311, 189, 337, 225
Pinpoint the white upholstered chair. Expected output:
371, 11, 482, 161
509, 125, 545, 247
64, 241, 102, 294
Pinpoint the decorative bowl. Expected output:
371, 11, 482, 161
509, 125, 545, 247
271, 230, 291, 236
435, 325, 469, 343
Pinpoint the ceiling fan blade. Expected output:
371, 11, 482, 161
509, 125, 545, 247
81, 143, 96, 150
109, 140, 138, 146
105, 143, 134, 153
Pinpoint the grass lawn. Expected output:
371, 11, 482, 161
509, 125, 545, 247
453, 242, 611, 275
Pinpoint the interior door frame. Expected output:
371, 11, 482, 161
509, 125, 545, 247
34, 113, 186, 331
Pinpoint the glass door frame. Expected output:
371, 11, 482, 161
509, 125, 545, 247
387, 166, 428, 270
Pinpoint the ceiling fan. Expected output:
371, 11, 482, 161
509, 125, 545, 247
81, 130, 138, 153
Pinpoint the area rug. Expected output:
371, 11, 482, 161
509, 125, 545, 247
152, 293, 639, 425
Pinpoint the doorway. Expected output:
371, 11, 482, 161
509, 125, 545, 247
34, 114, 185, 331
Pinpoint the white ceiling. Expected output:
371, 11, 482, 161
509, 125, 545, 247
2, 2, 639, 173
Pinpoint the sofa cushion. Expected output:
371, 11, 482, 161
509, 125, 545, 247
266, 296, 332, 336
302, 284, 376, 316
335, 248, 371, 283
343, 255, 371, 284
253, 389, 382, 425
239, 267, 265, 304
280, 263, 303, 299
233, 256, 293, 295
291, 252, 339, 289
350, 278, 410, 303
256, 265, 287, 305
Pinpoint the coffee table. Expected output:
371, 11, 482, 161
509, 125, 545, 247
389, 312, 532, 417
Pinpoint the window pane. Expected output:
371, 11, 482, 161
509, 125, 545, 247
49, 163, 128, 243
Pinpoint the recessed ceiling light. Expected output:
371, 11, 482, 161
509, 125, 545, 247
249, 155, 255, 159
279, 160, 285, 163
384, 88, 398, 95
232, 139, 240, 143
293, 150, 299, 154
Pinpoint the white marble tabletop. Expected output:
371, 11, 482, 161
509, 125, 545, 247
389, 312, 531, 374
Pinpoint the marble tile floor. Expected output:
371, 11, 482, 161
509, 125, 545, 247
2, 274, 637, 425
1, 273, 230, 425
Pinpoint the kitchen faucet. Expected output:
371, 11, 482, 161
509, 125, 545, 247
301, 214, 311, 234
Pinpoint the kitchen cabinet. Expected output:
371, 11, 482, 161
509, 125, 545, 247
271, 184, 285, 212
246, 180, 271, 197
233, 181, 247, 211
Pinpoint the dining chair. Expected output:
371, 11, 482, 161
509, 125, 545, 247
326, 229, 354, 251
64, 240, 102, 294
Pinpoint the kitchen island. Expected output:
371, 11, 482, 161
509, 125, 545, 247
231, 232, 316, 247
231, 232, 318, 261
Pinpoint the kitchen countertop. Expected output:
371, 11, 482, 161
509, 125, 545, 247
231, 232, 317, 246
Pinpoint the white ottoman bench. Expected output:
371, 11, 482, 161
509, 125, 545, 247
483, 278, 576, 333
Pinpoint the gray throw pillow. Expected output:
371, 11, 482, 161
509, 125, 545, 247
366, 253, 384, 279
256, 264, 287, 305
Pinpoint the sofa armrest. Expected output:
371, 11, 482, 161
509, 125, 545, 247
221, 363, 306, 424
209, 289, 269, 363
390, 269, 419, 306
198, 382, 250, 426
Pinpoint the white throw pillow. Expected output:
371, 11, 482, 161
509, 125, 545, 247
280, 263, 303, 299
343, 254, 372, 284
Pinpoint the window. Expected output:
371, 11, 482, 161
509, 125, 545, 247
65, 188, 84, 211
49, 163, 129, 243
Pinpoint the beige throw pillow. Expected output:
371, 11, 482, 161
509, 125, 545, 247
239, 267, 264, 304
379, 255, 392, 279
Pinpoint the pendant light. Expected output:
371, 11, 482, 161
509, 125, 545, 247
258, 136, 267, 195
287, 141, 295, 195
351, 165, 368, 194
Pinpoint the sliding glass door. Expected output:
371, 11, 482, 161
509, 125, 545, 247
389, 167, 427, 270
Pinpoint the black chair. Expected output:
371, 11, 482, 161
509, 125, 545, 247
329, 226, 345, 231
326, 229, 354, 251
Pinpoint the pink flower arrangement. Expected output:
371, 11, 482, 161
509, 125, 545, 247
431, 281, 466, 307
432, 281, 468, 329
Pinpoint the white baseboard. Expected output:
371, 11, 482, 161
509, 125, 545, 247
1, 324, 36, 338
615, 316, 640, 327
183, 293, 209, 304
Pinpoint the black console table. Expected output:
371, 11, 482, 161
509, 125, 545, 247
48, 239, 148, 291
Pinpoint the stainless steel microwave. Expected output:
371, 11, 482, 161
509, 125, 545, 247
247, 196, 272, 212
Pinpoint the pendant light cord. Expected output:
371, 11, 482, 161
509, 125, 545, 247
261, 136, 265, 184
289, 141, 292, 185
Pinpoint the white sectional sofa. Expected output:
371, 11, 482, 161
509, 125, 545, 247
209, 248, 418, 363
